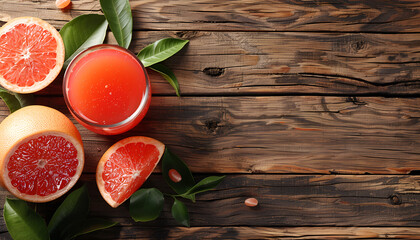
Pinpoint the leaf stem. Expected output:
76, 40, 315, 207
163, 192, 181, 198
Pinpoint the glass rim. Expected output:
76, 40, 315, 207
62, 44, 150, 129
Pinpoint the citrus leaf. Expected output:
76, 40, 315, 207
180, 193, 195, 203
48, 185, 89, 240
129, 188, 164, 222
14, 92, 34, 108
4, 199, 49, 240
0, 90, 20, 112
183, 176, 225, 197
149, 63, 180, 97
100, 0, 132, 49
171, 198, 190, 227
0, 87, 32, 113
60, 14, 108, 67
137, 38, 189, 67
66, 218, 118, 240
162, 148, 195, 195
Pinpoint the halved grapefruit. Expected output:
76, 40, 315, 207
0, 105, 84, 202
96, 136, 165, 208
0, 17, 65, 93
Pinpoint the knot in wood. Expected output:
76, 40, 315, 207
203, 67, 225, 77
205, 119, 221, 134
389, 194, 402, 205
351, 40, 366, 51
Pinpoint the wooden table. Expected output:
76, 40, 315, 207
1, 0, 420, 239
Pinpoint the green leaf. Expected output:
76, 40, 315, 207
48, 185, 89, 240
137, 38, 189, 67
60, 14, 108, 67
67, 218, 118, 240
100, 0, 132, 49
171, 198, 190, 227
3, 199, 50, 240
149, 63, 180, 97
180, 192, 196, 203
129, 188, 164, 222
0, 87, 33, 113
162, 148, 195, 195
183, 176, 225, 197
14, 92, 34, 108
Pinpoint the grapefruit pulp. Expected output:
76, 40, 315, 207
0, 105, 84, 202
0, 17, 65, 93
96, 136, 165, 208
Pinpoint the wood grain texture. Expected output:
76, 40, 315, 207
2, 227, 420, 240
124, 31, 420, 96
34, 31, 420, 96
86, 174, 420, 227
1, 174, 420, 237
76, 226, 420, 239
1, 96, 419, 174
1, 0, 420, 32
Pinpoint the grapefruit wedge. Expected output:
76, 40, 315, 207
0, 105, 84, 202
96, 136, 165, 208
0, 17, 65, 93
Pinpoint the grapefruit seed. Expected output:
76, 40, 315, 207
169, 169, 182, 183
56, 0, 71, 9
245, 198, 258, 207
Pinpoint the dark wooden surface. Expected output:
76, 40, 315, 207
1, 0, 420, 239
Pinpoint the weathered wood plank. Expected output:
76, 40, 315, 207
78, 226, 420, 239
1, 0, 420, 32
1, 96, 420, 174
86, 174, 420, 227
3, 226, 420, 240
2, 174, 420, 233
35, 31, 420, 96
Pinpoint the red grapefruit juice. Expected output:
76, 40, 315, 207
63, 45, 151, 135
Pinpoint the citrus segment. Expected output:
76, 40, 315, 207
0, 17, 64, 93
0, 105, 84, 202
97, 136, 165, 208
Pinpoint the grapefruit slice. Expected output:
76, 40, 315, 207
96, 136, 165, 208
0, 17, 65, 93
0, 105, 84, 202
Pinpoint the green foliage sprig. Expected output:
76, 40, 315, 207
4, 186, 117, 240
129, 148, 225, 227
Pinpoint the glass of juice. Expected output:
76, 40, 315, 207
63, 44, 151, 135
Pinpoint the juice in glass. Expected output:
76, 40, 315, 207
63, 44, 151, 135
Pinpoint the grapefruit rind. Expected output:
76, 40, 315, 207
0, 106, 84, 203
96, 136, 165, 208
0, 17, 65, 93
